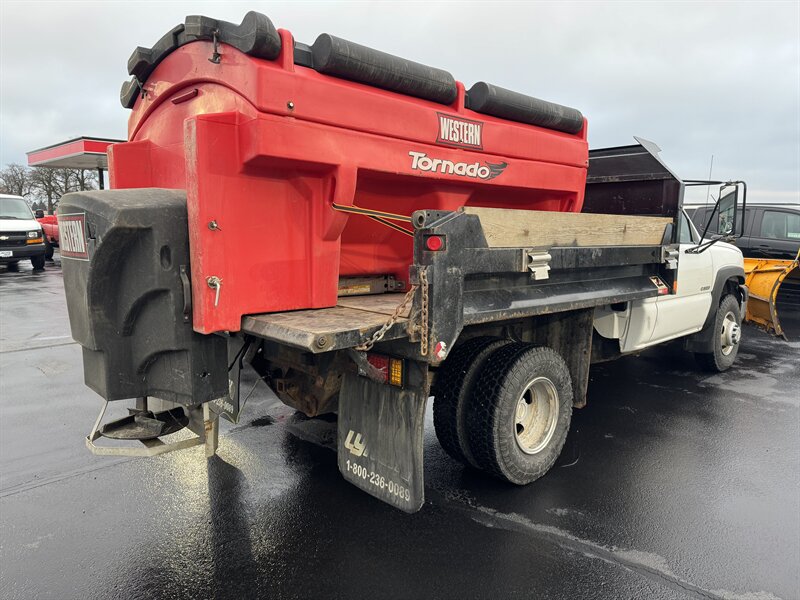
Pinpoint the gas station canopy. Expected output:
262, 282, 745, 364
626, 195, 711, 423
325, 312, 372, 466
27, 136, 124, 189
27, 137, 123, 170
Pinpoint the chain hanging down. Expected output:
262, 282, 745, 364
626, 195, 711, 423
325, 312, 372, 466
354, 284, 418, 352
418, 268, 429, 357
354, 267, 430, 355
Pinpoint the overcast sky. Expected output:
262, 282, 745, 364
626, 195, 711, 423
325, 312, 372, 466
1, 1, 798, 202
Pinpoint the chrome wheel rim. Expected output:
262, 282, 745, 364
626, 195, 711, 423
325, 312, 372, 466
514, 377, 559, 455
720, 311, 740, 356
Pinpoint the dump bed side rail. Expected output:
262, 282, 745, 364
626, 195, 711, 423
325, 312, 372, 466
242, 208, 674, 360
406, 208, 673, 363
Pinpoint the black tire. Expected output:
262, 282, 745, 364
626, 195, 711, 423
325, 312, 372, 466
6, 261, 19, 272
44, 236, 54, 261
466, 344, 573, 485
695, 293, 742, 372
433, 337, 512, 468
31, 254, 46, 270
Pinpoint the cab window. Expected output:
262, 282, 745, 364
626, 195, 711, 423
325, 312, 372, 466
760, 210, 800, 240
698, 208, 718, 234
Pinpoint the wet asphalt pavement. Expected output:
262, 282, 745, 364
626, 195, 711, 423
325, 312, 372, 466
1, 256, 798, 600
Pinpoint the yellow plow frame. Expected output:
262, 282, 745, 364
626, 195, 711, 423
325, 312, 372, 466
743, 250, 800, 339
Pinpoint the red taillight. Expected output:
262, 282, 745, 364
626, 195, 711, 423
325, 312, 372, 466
425, 235, 445, 251
365, 353, 404, 386
366, 354, 389, 382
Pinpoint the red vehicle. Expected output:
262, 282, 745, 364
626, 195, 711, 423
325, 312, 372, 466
35, 211, 59, 246
34, 209, 57, 260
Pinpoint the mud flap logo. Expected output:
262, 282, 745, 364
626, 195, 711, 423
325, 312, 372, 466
344, 430, 368, 457
57, 213, 89, 260
409, 151, 507, 180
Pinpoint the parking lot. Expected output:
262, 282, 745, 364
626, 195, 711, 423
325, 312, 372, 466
1, 255, 798, 599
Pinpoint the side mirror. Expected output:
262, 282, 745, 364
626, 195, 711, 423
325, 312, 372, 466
717, 187, 736, 236
34, 209, 45, 218
684, 180, 747, 254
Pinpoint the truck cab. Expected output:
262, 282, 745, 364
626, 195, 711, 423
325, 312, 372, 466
596, 189, 747, 371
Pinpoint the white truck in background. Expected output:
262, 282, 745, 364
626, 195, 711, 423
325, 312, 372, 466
0, 194, 47, 271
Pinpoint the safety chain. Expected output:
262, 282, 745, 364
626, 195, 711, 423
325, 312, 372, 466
353, 267, 430, 355
354, 284, 418, 352
419, 268, 429, 357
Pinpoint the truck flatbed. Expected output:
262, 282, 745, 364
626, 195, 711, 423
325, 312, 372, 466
242, 293, 411, 353
241, 243, 667, 354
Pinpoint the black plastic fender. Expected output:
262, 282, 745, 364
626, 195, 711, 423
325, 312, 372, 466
59, 188, 227, 405
684, 265, 746, 353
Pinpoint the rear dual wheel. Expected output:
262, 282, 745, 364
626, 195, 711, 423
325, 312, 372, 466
432, 337, 512, 468
434, 341, 573, 485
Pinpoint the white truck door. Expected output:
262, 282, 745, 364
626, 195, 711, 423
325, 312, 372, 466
649, 210, 713, 344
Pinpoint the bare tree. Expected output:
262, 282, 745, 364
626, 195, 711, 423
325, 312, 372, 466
0, 163, 34, 197
1, 164, 98, 212
71, 169, 98, 192
29, 166, 98, 213
29, 167, 65, 213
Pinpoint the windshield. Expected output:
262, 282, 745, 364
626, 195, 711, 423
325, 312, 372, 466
0, 197, 34, 220
684, 210, 702, 242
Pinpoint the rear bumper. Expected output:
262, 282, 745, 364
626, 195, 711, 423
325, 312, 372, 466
0, 243, 46, 263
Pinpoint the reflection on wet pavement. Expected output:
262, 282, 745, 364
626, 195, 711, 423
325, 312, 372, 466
1, 257, 797, 599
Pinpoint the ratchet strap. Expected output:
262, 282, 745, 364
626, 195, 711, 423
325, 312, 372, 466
332, 202, 414, 237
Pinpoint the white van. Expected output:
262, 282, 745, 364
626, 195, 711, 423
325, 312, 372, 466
0, 194, 46, 271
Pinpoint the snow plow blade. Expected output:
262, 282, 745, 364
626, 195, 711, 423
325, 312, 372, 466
743, 251, 800, 339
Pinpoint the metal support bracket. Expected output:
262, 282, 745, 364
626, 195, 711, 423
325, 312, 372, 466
662, 247, 679, 270
85, 401, 219, 458
523, 250, 552, 280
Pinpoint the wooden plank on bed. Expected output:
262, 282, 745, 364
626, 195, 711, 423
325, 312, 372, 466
336, 293, 412, 317
462, 207, 672, 248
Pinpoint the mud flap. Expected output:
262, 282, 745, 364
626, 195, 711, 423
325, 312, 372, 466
337, 366, 428, 513
209, 336, 253, 424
